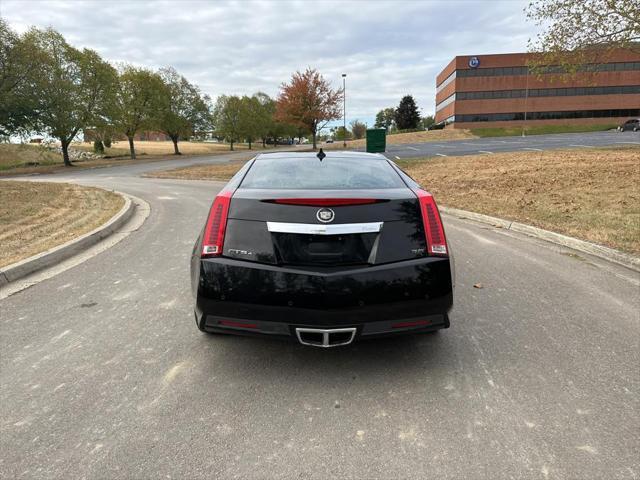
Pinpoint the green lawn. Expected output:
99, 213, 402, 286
472, 124, 617, 137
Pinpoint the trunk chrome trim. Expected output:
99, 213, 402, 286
267, 221, 383, 235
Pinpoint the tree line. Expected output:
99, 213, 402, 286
374, 95, 434, 133
0, 20, 347, 164
0, 20, 214, 164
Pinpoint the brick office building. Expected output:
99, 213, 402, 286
434, 49, 640, 129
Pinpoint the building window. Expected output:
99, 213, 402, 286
435, 93, 456, 112
452, 61, 640, 80
436, 71, 456, 92
456, 108, 640, 123
456, 85, 640, 101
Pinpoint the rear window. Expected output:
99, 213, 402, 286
240, 157, 405, 189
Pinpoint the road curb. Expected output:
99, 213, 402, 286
440, 206, 640, 273
0, 191, 135, 287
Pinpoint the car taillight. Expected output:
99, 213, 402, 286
201, 190, 233, 258
413, 188, 448, 257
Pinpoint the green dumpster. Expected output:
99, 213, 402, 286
366, 128, 386, 153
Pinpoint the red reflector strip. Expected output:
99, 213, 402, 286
219, 320, 258, 329
270, 198, 383, 206
392, 320, 431, 329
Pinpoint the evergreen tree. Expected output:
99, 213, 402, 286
394, 95, 420, 130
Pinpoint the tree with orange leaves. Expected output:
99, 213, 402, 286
275, 68, 343, 150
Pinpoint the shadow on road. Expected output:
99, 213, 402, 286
194, 330, 453, 381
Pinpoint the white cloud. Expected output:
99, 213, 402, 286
1, 0, 537, 124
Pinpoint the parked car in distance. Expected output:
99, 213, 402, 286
618, 118, 640, 131
325, 139, 334, 143
191, 151, 454, 347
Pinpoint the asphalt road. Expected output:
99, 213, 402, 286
379, 130, 640, 159
1, 150, 639, 479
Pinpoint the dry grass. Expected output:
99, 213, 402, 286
147, 162, 246, 181
0, 144, 62, 171
147, 146, 640, 255
401, 146, 640, 254
0, 141, 268, 176
0, 181, 124, 267
74, 140, 260, 156
378, 128, 476, 144
324, 129, 476, 150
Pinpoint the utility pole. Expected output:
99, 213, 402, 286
342, 73, 347, 147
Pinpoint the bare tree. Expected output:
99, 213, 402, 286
350, 119, 367, 139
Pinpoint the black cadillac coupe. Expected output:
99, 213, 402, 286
190, 151, 454, 347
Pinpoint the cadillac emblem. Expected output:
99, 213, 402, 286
316, 208, 335, 223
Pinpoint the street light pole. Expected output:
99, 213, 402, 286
342, 73, 347, 148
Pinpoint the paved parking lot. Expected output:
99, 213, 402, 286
379, 130, 640, 159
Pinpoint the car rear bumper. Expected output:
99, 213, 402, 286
194, 256, 453, 342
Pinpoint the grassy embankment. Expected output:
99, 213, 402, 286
0, 144, 63, 171
326, 124, 615, 144
398, 146, 639, 254
0, 181, 125, 267
73, 140, 260, 156
324, 128, 476, 149
473, 124, 617, 137
147, 146, 640, 254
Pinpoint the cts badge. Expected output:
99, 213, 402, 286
468, 56, 480, 68
228, 248, 253, 256
316, 208, 335, 223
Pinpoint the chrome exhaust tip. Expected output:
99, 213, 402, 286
295, 327, 357, 347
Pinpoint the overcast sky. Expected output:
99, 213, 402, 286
1, 0, 538, 125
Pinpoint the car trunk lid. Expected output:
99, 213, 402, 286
223, 188, 427, 267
